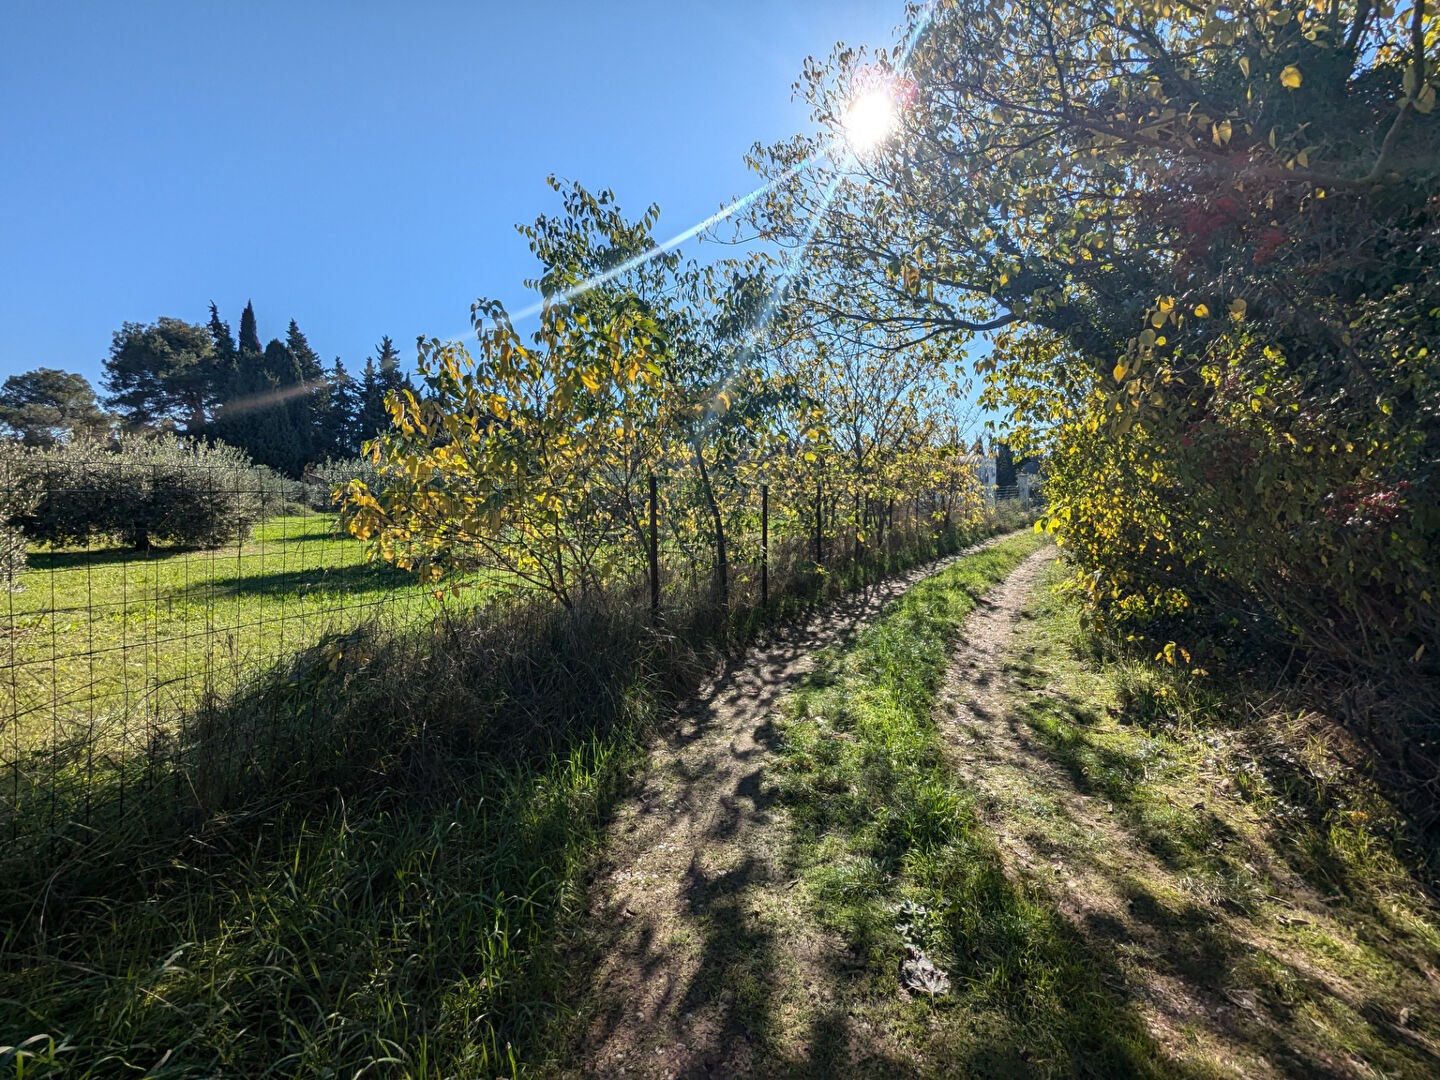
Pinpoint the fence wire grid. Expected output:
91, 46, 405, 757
1, 465, 449, 851
2, 457, 1041, 855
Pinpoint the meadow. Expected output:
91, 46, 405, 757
3, 514, 465, 753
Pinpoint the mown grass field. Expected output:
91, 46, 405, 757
3, 515, 470, 750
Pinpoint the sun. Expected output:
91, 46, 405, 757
841, 86, 897, 154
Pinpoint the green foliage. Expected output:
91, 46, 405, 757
102, 316, 220, 434
10, 433, 284, 550
356, 336, 411, 448
0, 443, 33, 589
754, 0, 1440, 684
237, 298, 262, 355
107, 302, 358, 478
0, 367, 111, 447
315, 356, 362, 460
344, 181, 992, 609
209, 303, 325, 478
307, 455, 383, 510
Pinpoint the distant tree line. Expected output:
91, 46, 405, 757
0, 301, 413, 478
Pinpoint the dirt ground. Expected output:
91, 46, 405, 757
560, 543, 1440, 1078
564, 539, 1010, 1078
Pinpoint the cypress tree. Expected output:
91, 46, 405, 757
996, 441, 1017, 490
238, 301, 262, 357
283, 320, 325, 471
239, 339, 309, 477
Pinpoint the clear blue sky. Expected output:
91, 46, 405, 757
0, 1, 902, 387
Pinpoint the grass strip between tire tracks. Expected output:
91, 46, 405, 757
773, 533, 1186, 1076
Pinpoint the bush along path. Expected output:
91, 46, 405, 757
555, 532, 1047, 1076
560, 536, 1440, 1078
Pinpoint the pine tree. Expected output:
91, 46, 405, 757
356, 336, 409, 447
316, 357, 360, 460
285, 319, 324, 383
207, 302, 237, 367
357, 357, 385, 447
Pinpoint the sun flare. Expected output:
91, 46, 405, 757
842, 86, 896, 154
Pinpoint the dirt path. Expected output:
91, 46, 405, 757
935, 546, 1278, 1071
935, 551, 1440, 1078
565, 537, 1012, 1078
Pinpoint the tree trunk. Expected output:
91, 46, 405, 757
814, 478, 823, 565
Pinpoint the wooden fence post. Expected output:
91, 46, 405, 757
649, 471, 660, 625
760, 482, 769, 607
814, 478, 823, 566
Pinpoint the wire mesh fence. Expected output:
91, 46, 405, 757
1, 452, 1044, 857
1, 461, 453, 853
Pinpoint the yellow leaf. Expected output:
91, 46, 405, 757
1229, 298, 1247, 318
1280, 65, 1302, 89
1193, 303, 1210, 318
1113, 363, 1128, 383
1238, 57, 1250, 78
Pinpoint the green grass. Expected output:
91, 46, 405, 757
1, 514, 1028, 1078
1004, 559, 1440, 1078
767, 543, 1440, 1076
4, 515, 472, 750
770, 533, 1188, 1076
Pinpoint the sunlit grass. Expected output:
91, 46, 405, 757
1, 513, 1028, 1077
3, 515, 477, 750
1006, 560, 1440, 1077
773, 539, 1440, 1076
773, 534, 1177, 1075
